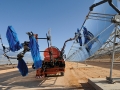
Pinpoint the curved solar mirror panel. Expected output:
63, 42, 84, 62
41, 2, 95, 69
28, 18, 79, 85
66, 0, 118, 62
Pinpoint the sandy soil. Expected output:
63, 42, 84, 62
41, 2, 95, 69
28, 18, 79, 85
0, 60, 120, 90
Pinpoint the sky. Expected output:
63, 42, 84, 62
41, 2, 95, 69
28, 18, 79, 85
0, 0, 94, 58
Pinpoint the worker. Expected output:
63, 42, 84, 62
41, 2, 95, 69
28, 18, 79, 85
75, 28, 82, 46
83, 26, 94, 53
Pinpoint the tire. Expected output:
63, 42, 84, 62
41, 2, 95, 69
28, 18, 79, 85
32, 64, 35, 69
61, 72, 64, 76
45, 74, 47, 77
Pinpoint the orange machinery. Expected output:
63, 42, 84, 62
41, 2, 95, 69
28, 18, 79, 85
33, 34, 65, 77
34, 46, 65, 77
33, 33, 74, 77
43, 46, 65, 76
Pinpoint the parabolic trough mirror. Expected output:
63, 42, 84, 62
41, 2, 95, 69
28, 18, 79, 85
66, 0, 119, 62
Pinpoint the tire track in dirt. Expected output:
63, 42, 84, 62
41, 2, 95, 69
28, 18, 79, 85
64, 67, 80, 87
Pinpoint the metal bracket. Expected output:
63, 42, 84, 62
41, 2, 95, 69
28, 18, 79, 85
90, 0, 120, 14
111, 15, 120, 24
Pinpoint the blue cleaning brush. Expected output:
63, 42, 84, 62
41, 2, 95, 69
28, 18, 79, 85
29, 34, 42, 69
17, 59, 28, 76
6, 26, 22, 52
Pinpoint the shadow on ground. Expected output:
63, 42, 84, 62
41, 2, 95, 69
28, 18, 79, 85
0, 68, 95, 90
81, 60, 120, 71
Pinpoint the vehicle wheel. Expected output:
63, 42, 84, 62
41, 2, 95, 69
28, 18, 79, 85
61, 72, 64, 76
45, 74, 47, 77
32, 63, 35, 69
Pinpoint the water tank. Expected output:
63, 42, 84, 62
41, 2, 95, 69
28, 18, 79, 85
44, 46, 60, 60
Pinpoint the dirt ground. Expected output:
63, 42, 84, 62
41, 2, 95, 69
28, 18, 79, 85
0, 60, 120, 90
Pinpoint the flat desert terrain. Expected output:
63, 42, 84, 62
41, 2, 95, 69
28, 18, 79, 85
0, 59, 120, 90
